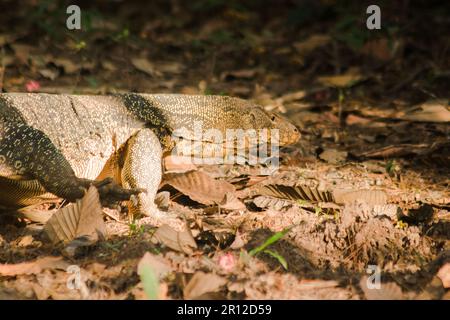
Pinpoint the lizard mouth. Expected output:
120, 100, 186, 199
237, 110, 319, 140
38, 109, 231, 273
280, 127, 301, 145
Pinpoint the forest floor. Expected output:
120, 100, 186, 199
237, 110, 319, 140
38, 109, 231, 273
0, 0, 448, 299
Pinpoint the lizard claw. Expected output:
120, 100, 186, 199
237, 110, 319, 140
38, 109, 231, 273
78, 178, 146, 206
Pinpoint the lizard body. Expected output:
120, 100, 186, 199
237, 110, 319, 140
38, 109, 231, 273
0, 93, 300, 221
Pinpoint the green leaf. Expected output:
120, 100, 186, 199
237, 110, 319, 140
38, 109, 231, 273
263, 249, 288, 270
249, 226, 292, 256
139, 265, 159, 300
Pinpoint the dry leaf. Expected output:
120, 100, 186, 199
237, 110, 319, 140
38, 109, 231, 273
183, 272, 226, 299
16, 205, 55, 223
361, 38, 397, 61
278, 90, 306, 103
158, 61, 184, 74
52, 58, 79, 74
437, 263, 450, 288
293, 34, 330, 56
415, 276, 446, 300
259, 184, 333, 202
253, 195, 292, 211
44, 186, 106, 245
318, 69, 363, 88
101, 60, 117, 71
229, 231, 247, 249
319, 149, 348, 164
11, 44, 33, 64
163, 155, 198, 173
162, 170, 236, 205
131, 57, 161, 77
219, 193, 246, 211
138, 252, 172, 280
220, 69, 257, 80
360, 277, 405, 300
333, 189, 387, 206
345, 114, 372, 125
0, 257, 69, 276
152, 224, 197, 254
399, 100, 450, 123
39, 68, 59, 80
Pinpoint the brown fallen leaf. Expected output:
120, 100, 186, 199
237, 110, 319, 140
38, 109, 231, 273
253, 195, 292, 211
138, 252, 172, 280
293, 34, 330, 57
219, 193, 246, 211
318, 68, 363, 88
39, 68, 59, 81
259, 184, 334, 202
333, 189, 388, 206
415, 276, 446, 300
228, 174, 268, 190
361, 37, 398, 61
131, 57, 161, 77
220, 69, 257, 81
162, 170, 236, 205
44, 186, 106, 245
278, 90, 307, 103
398, 100, 450, 123
229, 230, 247, 250
158, 61, 184, 74
163, 155, 198, 173
437, 263, 450, 289
52, 58, 79, 74
11, 43, 33, 64
319, 148, 348, 164
183, 272, 227, 299
16, 204, 56, 223
345, 114, 372, 126
101, 60, 117, 71
152, 224, 197, 254
0, 256, 69, 276
360, 277, 405, 300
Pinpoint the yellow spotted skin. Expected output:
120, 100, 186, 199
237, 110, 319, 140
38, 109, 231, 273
0, 93, 300, 219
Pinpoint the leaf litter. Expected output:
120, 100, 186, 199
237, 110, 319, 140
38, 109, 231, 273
0, 1, 449, 301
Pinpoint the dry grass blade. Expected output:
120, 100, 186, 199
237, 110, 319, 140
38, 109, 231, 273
357, 143, 439, 158
44, 186, 106, 245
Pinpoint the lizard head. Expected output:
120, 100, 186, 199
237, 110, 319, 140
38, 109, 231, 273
245, 107, 301, 147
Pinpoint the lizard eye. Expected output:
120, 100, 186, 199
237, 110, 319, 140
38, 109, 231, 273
270, 115, 276, 122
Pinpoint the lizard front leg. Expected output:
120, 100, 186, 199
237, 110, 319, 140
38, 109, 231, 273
0, 123, 141, 204
121, 128, 182, 227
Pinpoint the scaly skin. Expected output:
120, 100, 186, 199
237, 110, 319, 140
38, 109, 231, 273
0, 93, 300, 222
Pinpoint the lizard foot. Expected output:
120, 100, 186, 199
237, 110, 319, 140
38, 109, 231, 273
77, 177, 146, 207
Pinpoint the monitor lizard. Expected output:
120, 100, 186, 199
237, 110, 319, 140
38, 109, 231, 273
0, 93, 300, 224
